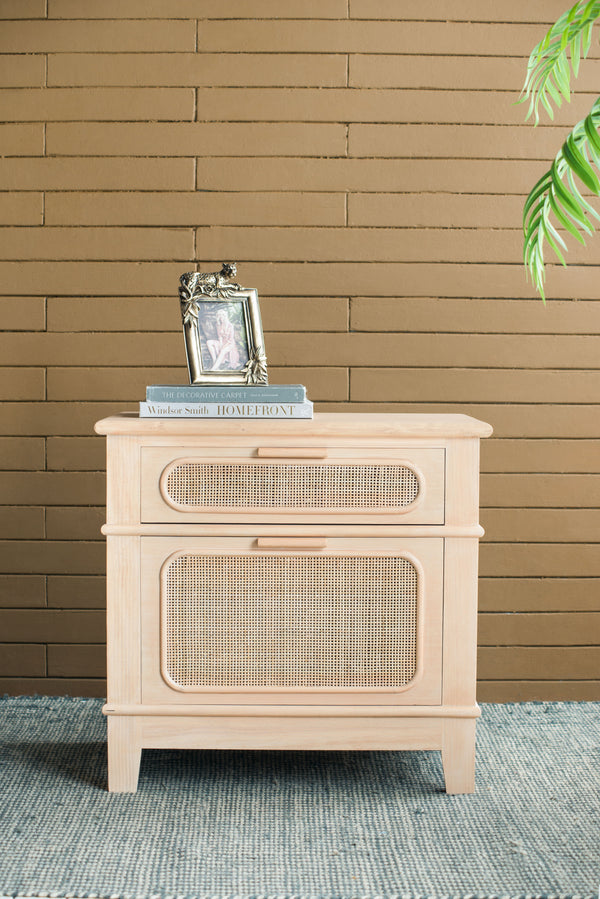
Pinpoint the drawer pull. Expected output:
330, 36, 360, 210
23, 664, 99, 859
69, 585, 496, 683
256, 537, 328, 550
257, 447, 328, 459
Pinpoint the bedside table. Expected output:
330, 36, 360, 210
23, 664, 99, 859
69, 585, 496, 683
95, 412, 492, 793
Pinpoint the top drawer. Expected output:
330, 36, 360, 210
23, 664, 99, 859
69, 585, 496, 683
140, 445, 445, 524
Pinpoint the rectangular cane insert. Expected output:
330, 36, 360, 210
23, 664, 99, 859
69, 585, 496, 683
162, 553, 419, 690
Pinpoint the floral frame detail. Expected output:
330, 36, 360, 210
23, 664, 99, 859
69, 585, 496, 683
179, 267, 268, 386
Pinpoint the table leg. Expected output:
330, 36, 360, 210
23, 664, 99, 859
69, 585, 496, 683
442, 718, 476, 794
107, 716, 142, 793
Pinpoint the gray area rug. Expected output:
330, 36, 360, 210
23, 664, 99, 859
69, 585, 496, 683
0, 697, 598, 899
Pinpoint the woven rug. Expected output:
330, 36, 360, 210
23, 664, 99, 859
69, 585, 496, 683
0, 698, 598, 899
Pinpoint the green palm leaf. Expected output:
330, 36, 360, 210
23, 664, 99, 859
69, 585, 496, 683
523, 97, 600, 300
519, 0, 600, 123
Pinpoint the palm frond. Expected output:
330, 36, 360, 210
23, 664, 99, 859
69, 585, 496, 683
523, 96, 600, 300
519, 0, 600, 123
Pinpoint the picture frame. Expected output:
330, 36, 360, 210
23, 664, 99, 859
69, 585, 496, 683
178, 265, 268, 386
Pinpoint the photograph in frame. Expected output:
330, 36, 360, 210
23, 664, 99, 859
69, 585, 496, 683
178, 264, 268, 386
197, 300, 249, 373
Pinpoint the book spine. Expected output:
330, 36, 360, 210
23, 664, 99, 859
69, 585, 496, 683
146, 385, 306, 403
139, 401, 313, 419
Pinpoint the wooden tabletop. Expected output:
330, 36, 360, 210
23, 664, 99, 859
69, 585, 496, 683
95, 411, 493, 438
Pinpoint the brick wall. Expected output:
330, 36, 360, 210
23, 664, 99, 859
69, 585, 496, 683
1, 0, 599, 700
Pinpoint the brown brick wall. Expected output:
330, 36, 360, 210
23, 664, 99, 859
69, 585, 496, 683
1, 0, 598, 701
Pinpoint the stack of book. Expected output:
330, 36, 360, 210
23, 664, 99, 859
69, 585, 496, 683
140, 384, 313, 419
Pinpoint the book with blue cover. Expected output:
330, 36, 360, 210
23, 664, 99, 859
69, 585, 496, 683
146, 384, 306, 403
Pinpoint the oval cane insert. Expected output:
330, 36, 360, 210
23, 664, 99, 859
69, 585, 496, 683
163, 461, 420, 511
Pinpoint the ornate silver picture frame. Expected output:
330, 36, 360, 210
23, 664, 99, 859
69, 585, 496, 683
178, 264, 268, 386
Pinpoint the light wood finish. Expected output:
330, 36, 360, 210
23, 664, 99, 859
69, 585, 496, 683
139, 535, 443, 705
105, 535, 140, 704
140, 443, 445, 524
106, 434, 140, 527
140, 716, 444, 753
102, 523, 485, 538
257, 446, 329, 458
255, 536, 329, 549
98, 412, 490, 793
95, 412, 494, 438
107, 716, 142, 793
103, 703, 481, 718
443, 538, 480, 707
445, 437, 481, 528
442, 718, 477, 795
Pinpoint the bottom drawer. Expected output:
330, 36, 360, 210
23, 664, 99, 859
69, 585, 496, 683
141, 535, 443, 706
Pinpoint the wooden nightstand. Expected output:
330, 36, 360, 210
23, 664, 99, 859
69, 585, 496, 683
95, 412, 492, 794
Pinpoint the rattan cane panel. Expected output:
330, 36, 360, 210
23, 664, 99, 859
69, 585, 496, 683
163, 462, 420, 510
163, 554, 418, 689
